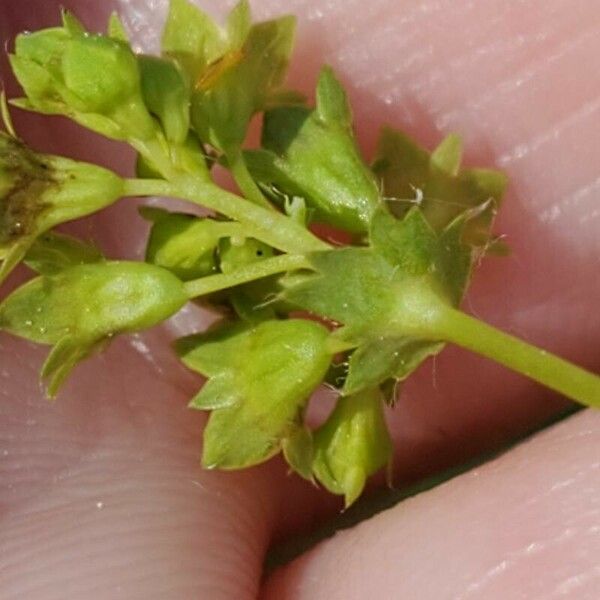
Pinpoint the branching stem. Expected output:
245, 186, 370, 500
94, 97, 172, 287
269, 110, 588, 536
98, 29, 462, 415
124, 177, 329, 254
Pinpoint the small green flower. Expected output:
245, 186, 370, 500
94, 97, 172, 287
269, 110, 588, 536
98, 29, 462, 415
0, 261, 188, 396
10, 15, 156, 141
0, 132, 124, 283
312, 388, 392, 507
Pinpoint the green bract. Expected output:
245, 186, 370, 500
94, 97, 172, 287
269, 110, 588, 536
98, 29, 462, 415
25, 231, 103, 275
247, 67, 381, 233
0, 132, 123, 283
373, 128, 507, 247
177, 319, 331, 469
0, 261, 187, 395
283, 200, 493, 395
312, 388, 392, 507
10, 15, 156, 141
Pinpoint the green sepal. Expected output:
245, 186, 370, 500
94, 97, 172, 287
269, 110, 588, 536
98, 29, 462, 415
282, 425, 314, 481
162, 0, 296, 154
162, 0, 227, 82
61, 10, 85, 36
187, 374, 238, 410
24, 231, 103, 275
107, 12, 129, 42
283, 203, 483, 394
373, 127, 507, 246
0, 133, 124, 284
139, 55, 190, 144
430, 132, 462, 176
343, 337, 443, 397
176, 319, 332, 469
315, 66, 352, 127
370, 207, 473, 305
246, 67, 380, 233
335, 207, 476, 393
60, 37, 133, 112
41, 336, 98, 398
226, 0, 252, 49
312, 388, 392, 507
191, 14, 296, 153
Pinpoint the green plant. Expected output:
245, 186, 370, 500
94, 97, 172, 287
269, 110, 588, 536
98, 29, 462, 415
1, 1, 598, 506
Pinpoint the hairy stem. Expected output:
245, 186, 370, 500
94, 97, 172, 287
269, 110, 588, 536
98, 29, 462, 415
184, 254, 311, 298
437, 308, 600, 408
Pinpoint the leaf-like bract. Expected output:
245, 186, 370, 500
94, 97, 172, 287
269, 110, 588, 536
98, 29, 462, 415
177, 319, 331, 469
373, 128, 507, 247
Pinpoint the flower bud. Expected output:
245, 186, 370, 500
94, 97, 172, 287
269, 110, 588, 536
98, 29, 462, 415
0, 261, 188, 395
0, 132, 124, 283
61, 36, 136, 110
312, 388, 392, 506
1, 260, 187, 343
11, 24, 156, 141
246, 67, 380, 234
143, 209, 224, 281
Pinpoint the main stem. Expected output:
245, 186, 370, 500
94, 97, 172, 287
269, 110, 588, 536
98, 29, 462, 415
124, 177, 329, 255
437, 308, 600, 408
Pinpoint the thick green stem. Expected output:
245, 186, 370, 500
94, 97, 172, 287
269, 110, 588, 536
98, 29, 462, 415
124, 177, 329, 254
437, 308, 600, 408
184, 254, 310, 298
228, 149, 273, 210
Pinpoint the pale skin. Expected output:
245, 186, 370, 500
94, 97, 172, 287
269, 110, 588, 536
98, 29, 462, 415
1, 0, 600, 598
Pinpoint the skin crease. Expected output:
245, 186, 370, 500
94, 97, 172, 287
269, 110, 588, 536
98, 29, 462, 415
0, 0, 599, 598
